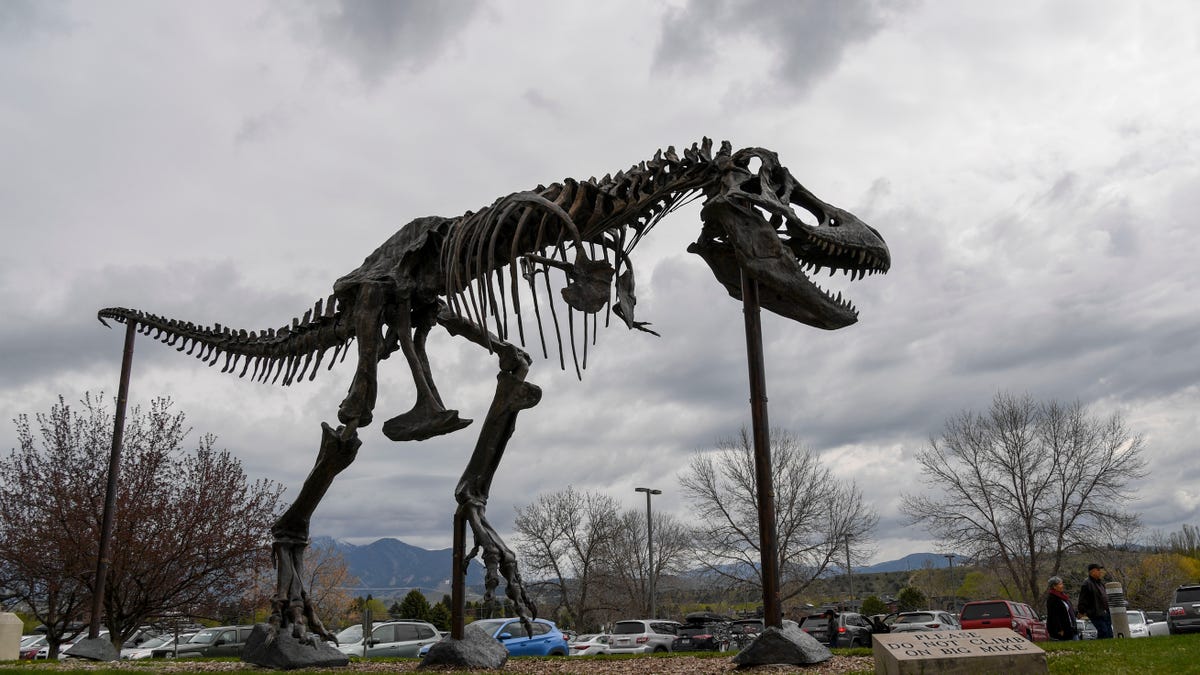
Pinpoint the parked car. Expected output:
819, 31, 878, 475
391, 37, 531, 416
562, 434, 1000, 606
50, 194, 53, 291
420, 618, 568, 657
1076, 618, 1098, 640
673, 612, 733, 652
797, 612, 873, 647
606, 619, 682, 654
568, 633, 610, 656
958, 600, 1049, 641
1122, 609, 1149, 638
1144, 610, 1170, 637
888, 611, 962, 633
335, 620, 439, 657
152, 625, 254, 658
121, 634, 176, 660
19, 635, 47, 659
1168, 584, 1200, 634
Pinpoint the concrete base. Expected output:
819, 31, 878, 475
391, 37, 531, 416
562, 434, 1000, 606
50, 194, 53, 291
242, 624, 350, 670
731, 625, 833, 667
418, 625, 508, 670
64, 637, 119, 661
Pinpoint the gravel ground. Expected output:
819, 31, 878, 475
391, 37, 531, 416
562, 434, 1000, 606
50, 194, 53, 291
10, 655, 874, 674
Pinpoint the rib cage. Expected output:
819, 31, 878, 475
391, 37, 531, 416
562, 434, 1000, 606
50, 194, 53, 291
441, 139, 725, 374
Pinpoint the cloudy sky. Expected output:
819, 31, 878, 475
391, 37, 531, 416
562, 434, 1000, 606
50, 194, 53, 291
4, 0, 1198, 566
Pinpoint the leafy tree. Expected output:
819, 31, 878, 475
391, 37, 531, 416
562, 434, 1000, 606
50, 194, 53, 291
0, 394, 284, 654
396, 589, 431, 621
903, 392, 1146, 606
897, 587, 927, 611
680, 428, 877, 602
428, 602, 451, 631
860, 595, 888, 616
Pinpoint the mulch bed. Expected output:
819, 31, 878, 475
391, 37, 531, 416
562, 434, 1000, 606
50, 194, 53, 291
11, 655, 874, 674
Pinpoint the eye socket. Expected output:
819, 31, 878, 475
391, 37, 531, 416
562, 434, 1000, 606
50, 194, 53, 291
830, 217, 839, 226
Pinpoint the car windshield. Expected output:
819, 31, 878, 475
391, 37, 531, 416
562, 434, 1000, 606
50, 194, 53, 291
961, 602, 1010, 620
612, 622, 646, 635
335, 625, 363, 644
1127, 611, 1145, 625
896, 613, 935, 624
470, 619, 507, 636
137, 635, 174, 650
187, 629, 221, 644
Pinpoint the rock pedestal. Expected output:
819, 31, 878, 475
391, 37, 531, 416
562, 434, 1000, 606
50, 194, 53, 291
242, 624, 350, 670
418, 624, 508, 670
731, 625, 833, 666
64, 637, 119, 661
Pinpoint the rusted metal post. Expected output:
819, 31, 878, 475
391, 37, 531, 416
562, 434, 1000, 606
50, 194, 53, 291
740, 270, 782, 628
90, 319, 137, 639
451, 509, 466, 639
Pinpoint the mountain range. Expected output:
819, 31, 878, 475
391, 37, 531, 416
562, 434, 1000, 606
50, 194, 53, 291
313, 536, 485, 599
317, 535, 961, 599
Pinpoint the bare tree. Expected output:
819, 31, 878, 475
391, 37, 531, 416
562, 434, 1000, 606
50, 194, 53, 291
514, 487, 692, 627
679, 428, 877, 602
0, 394, 283, 653
513, 487, 621, 630
601, 508, 692, 619
902, 392, 1146, 606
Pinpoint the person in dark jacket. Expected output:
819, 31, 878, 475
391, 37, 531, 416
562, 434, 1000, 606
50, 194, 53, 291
1077, 563, 1113, 639
823, 609, 840, 648
1045, 576, 1079, 640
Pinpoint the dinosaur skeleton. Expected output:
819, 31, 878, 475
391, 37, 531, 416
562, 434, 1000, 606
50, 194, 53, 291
97, 138, 889, 651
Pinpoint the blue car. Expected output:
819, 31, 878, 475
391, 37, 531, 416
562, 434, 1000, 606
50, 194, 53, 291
419, 618, 569, 657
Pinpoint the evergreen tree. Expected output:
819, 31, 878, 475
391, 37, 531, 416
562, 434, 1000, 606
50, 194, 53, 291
397, 588, 431, 621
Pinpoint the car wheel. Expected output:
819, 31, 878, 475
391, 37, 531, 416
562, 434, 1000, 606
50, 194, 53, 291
849, 638, 861, 648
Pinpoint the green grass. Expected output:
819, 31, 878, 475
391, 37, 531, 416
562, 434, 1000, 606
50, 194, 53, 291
2, 634, 1199, 674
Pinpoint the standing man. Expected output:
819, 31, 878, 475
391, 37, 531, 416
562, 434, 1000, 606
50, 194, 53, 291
1077, 563, 1113, 639
823, 608, 840, 649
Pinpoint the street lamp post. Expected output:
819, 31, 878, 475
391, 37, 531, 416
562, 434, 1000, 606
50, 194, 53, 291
635, 487, 662, 618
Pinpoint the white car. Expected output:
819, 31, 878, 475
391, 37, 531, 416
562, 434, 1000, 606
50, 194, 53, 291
1144, 610, 1171, 637
120, 634, 175, 659
888, 611, 962, 633
568, 633, 610, 655
606, 619, 682, 654
1124, 610, 1149, 638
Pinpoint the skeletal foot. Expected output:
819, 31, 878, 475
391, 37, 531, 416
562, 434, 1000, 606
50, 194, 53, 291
382, 407, 472, 441
459, 499, 536, 632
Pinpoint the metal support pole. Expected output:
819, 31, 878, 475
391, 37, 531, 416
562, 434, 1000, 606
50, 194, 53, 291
90, 320, 137, 639
740, 270, 781, 628
451, 509, 466, 639
635, 487, 661, 618
845, 536, 854, 606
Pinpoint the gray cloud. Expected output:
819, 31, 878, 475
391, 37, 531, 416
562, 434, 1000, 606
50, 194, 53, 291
655, 0, 908, 95
305, 0, 484, 85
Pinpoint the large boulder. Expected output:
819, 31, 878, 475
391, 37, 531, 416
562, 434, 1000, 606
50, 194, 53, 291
64, 637, 119, 661
731, 624, 833, 666
242, 624, 349, 670
418, 624, 508, 670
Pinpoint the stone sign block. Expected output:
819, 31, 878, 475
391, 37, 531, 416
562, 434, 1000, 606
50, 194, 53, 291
872, 627, 1047, 675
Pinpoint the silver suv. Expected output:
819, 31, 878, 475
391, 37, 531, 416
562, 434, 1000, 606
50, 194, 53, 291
335, 621, 440, 657
606, 619, 682, 654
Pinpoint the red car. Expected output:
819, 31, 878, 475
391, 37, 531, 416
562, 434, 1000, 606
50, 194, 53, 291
958, 600, 1049, 641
